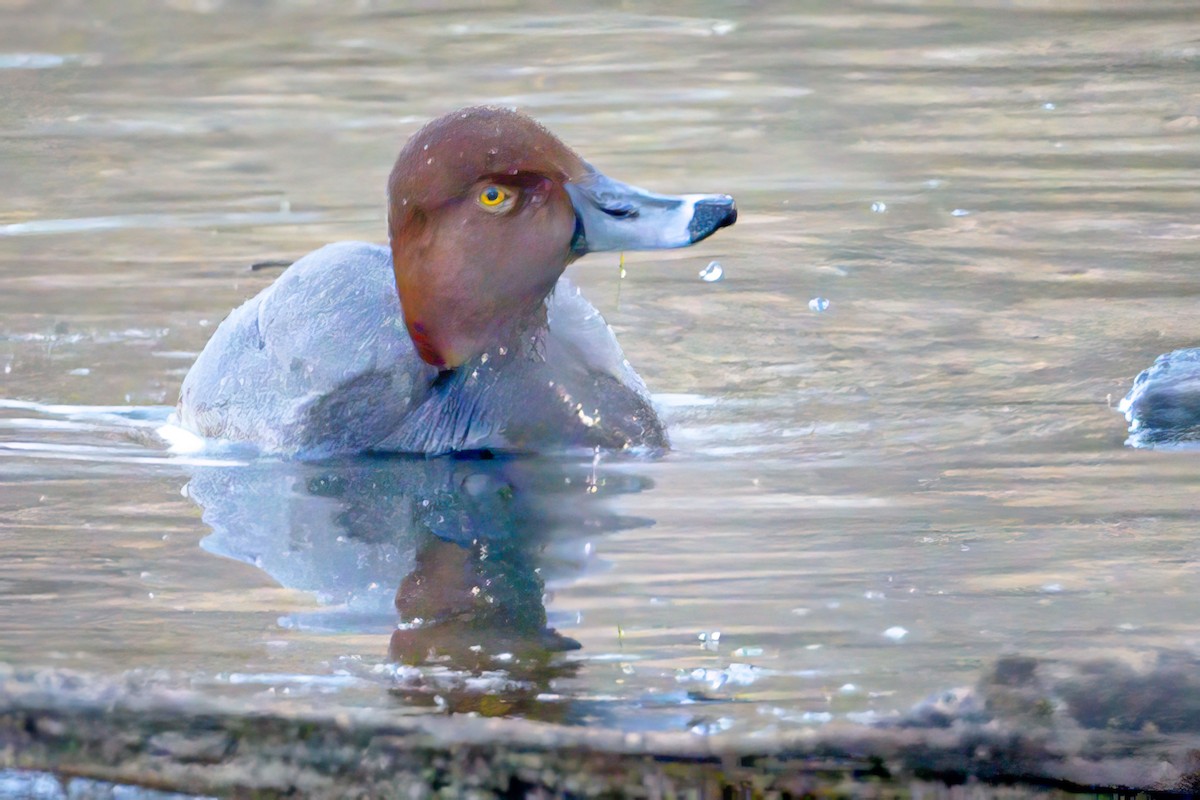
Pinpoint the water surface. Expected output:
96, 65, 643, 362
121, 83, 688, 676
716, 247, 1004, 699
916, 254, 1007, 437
3, 0, 1200, 751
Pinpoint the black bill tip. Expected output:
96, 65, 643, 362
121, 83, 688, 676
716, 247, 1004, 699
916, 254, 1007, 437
688, 195, 738, 243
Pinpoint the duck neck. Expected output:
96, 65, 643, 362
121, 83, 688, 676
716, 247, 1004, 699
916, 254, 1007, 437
437, 298, 550, 377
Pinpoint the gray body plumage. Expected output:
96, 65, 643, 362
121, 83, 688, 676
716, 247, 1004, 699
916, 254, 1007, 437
176, 242, 665, 458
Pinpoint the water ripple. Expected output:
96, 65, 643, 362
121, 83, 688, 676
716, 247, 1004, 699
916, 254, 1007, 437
0, 210, 324, 237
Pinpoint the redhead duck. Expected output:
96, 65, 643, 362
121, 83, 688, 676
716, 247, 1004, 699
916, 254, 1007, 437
176, 106, 736, 457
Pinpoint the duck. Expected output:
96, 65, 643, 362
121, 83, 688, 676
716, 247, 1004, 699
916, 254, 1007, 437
175, 106, 736, 458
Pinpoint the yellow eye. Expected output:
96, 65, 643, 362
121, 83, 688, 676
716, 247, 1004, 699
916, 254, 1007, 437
478, 186, 508, 207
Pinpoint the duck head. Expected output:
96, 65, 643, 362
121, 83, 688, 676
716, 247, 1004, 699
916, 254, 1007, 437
388, 106, 737, 369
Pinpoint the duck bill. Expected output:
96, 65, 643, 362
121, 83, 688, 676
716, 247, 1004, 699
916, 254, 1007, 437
565, 166, 737, 255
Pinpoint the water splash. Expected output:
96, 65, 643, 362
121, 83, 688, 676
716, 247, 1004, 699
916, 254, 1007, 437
698, 261, 724, 282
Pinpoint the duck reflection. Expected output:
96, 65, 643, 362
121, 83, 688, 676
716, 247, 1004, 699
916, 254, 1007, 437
183, 453, 652, 718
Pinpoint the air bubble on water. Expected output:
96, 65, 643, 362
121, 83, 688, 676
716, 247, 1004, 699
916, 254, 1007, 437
838, 683, 859, 694
808, 297, 830, 313
883, 626, 908, 641
699, 261, 724, 282
925, 179, 944, 189
68, 368, 90, 376
3, 364, 10, 374
950, 209, 971, 217
732, 646, 763, 657
870, 201, 887, 213
1043, 102, 1056, 110
1041, 583, 1063, 593
864, 590, 885, 600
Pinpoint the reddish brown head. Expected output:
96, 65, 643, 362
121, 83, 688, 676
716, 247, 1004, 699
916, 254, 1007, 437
387, 106, 737, 370
388, 107, 587, 369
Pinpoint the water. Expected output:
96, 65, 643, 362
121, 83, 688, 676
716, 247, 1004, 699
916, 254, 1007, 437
698, 260, 724, 282
3, 0, 1200, 773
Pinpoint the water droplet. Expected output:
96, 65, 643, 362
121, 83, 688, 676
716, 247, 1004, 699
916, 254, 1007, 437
732, 646, 764, 657
426, 158, 433, 165
950, 208, 971, 217
883, 626, 908, 641
808, 297, 830, 313
698, 261, 724, 282
870, 201, 887, 213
